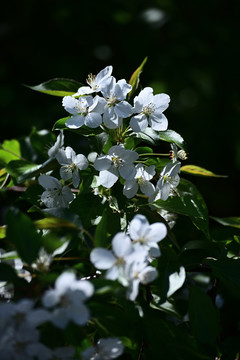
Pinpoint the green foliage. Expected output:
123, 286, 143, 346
25, 78, 82, 97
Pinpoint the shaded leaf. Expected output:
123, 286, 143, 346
25, 78, 82, 97
189, 286, 220, 346
181, 165, 227, 178
135, 128, 160, 146
6, 208, 42, 265
204, 258, 240, 299
211, 216, 240, 229
153, 179, 209, 235
94, 207, 121, 247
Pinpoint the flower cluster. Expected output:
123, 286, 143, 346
62, 66, 170, 132
90, 214, 167, 301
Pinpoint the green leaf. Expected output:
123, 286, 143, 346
94, 207, 121, 247
52, 117, 69, 130
210, 216, 240, 229
6, 208, 42, 265
159, 130, 187, 151
153, 179, 209, 232
204, 258, 240, 298
181, 165, 227, 178
135, 146, 153, 154
189, 286, 220, 345
128, 57, 148, 97
0, 226, 6, 239
6, 160, 42, 184
135, 128, 160, 146
25, 78, 82, 97
70, 192, 104, 229
88, 132, 109, 154
0, 139, 21, 164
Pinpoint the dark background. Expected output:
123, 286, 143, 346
1, 0, 240, 219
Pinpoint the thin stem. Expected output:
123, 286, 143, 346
121, 126, 130, 137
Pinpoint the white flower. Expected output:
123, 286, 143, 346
156, 161, 181, 201
82, 338, 124, 360
101, 77, 133, 129
94, 145, 138, 188
56, 146, 88, 188
130, 87, 170, 132
170, 143, 187, 163
74, 66, 113, 96
90, 232, 133, 280
38, 175, 74, 208
42, 272, 94, 329
0, 325, 51, 360
123, 163, 155, 199
128, 214, 167, 257
63, 95, 106, 129
41, 130, 65, 168
0, 299, 50, 333
47, 130, 64, 159
124, 260, 158, 301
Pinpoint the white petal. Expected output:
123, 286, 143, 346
134, 87, 153, 109
146, 222, 167, 243
96, 65, 113, 83
139, 181, 155, 197
167, 267, 186, 298
130, 114, 148, 132
114, 101, 133, 118
72, 170, 80, 188
74, 86, 94, 96
73, 154, 88, 170
65, 115, 85, 129
38, 175, 61, 190
90, 95, 107, 113
62, 96, 80, 115
105, 266, 120, 280
108, 144, 125, 158
62, 186, 74, 204
114, 79, 132, 100
148, 243, 161, 258
112, 232, 132, 257
60, 166, 72, 181
123, 180, 138, 199
140, 266, 158, 284
85, 112, 102, 128
119, 164, 136, 180
94, 155, 112, 171
149, 113, 168, 131
56, 149, 69, 165
126, 279, 140, 301
90, 248, 115, 269
101, 76, 115, 98
103, 109, 122, 129
99, 168, 119, 188
153, 93, 170, 111
160, 183, 171, 201
129, 214, 149, 241
122, 149, 139, 163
